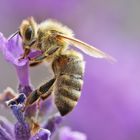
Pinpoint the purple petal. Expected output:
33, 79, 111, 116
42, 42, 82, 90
0, 33, 40, 91
10, 104, 25, 124
59, 127, 87, 140
44, 113, 62, 135
0, 116, 14, 139
5, 34, 28, 66
16, 63, 31, 87
15, 62, 33, 94
0, 34, 31, 88
28, 50, 42, 58
3, 34, 41, 90
4, 33, 42, 67
0, 125, 13, 140
15, 122, 30, 140
8, 95, 31, 140
6, 34, 32, 88
14, 62, 32, 89
18, 85, 33, 96
31, 128, 50, 140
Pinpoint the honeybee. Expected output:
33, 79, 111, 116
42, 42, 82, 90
12, 17, 115, 116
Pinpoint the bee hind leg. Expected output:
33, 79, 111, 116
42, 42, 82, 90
25, 78, 55, 108
39, 79, 55, 100
38, 78, 55, 96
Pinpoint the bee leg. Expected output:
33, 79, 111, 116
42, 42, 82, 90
18, 47, 30, 61
34, 98, 41, 124
37, 78, 55, 96
29, 53, 47, 63
29, 46, 60, 63
30, 118, 40, 136
25, 78, 55, 108
38, 79, 55, 100
45, 46, 60, 56
29, 61, 43, 67
40, 88, 53, 100
34, 79, 55, 120
37, 98, 40, 111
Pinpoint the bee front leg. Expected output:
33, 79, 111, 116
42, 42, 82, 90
19, 47, 30, 61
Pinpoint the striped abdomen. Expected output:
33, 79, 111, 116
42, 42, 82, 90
52, 51, 85, 116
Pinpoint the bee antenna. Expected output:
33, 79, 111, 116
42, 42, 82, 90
8, 30, 20, 41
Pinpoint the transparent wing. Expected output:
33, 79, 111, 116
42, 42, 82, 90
57, 34, 116, 62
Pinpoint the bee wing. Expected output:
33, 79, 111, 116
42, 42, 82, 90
57, 34, 116, 62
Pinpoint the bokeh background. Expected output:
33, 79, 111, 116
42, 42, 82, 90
0, 0, 140, 140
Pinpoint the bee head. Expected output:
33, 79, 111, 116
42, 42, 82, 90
19, 17, 37, 47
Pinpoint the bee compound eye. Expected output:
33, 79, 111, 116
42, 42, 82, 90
25, 27, 33, 40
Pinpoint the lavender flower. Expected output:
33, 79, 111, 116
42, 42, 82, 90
0, 33, 31, 95
10, 95, 31, 140
7, 93, 51, 140
0, 93, 31, 140
0, 33, 42, 95
0, 32, 54, 118
15, 122, 31, 140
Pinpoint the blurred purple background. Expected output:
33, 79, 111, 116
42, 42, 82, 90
0, 0, 140, 140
